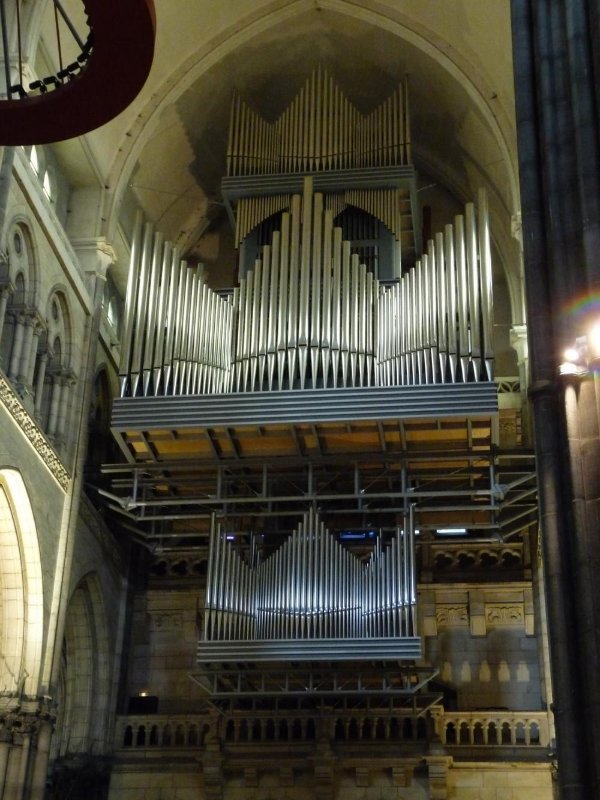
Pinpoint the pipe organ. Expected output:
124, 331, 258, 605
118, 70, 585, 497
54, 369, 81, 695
120, 179, 493, 396
112, 71, 504, 685
226, 67, 411, 179
203, 510, 416, 644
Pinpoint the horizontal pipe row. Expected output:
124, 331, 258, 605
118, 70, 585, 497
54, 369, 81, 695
203, 508, 417, 643
226, 67, 411, 177
120, 181, 493, 397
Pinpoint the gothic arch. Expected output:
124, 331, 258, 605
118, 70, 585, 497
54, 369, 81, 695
0, 468, 44, 700
52, 573, 111, 757
103, 0, 519, 243
0, 219, 40, 378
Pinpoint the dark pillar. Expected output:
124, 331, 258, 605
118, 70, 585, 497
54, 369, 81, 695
511, 1, 600, 797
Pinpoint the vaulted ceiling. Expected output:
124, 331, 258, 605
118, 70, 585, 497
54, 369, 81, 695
33, 0, 521, 324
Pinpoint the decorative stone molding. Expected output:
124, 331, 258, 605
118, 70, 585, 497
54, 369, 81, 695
422, 585, 534, 636
495, 376, 521, 394
0, 372, 70, 490
435, 605, 469, 627
149, 551, 208, 579
485, 603, 524, 626
429, 542, 524, 575
0, 703, 56, 746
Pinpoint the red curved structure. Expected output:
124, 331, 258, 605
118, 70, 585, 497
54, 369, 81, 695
0, 0, 155, 145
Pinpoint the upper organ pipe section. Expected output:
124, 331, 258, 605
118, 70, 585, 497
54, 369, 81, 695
119, 177, 493, 397
226, 67, 411, 178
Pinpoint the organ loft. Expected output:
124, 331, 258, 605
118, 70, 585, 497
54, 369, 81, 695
106, 69, 535, 724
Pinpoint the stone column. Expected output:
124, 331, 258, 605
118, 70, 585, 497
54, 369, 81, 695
312, 738, 335, 800
200, 735, 224, 800
33, 349, 48, 420
54, 369, 76, 448
0, 733, 10, 795
426, 755, 452, 800
511, 1, 600, 796
0, 282, 14, 336
7, 312, 25, 381
25, 314, 45, 389
16, 729, 31, 800
28, 718, 53, 800
2, 741, 21, 800
17, 312, 36, 386
46, 372, 63, 438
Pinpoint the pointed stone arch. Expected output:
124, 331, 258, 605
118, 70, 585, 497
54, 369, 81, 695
52, 573, 111, 757
0, 468, 44, 700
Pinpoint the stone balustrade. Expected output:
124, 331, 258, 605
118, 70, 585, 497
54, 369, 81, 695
434, 710, 550, 747
115, 707, 550, 751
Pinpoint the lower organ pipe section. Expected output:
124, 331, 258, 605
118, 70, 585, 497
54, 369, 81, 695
120, 180, 493, 397
203, 510, 416, 643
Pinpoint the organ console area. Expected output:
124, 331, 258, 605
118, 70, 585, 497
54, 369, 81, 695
106, 69, 520, 703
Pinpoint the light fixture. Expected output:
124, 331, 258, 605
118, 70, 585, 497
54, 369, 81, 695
558, 328, 600, 377
435, 527, 467, 537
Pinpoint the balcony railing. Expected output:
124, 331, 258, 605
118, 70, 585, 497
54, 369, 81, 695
114, 708, 551, 751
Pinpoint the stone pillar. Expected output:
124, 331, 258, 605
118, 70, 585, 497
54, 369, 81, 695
0, 734, 10, 795
426, 755, 452, 800
26, 319, 43, 387
312, 738, 335, 800
54, 369, 76, 448
28, 718, 53, 800
511, 1, 600, 796
17, 312, 36, 385
0, 282, 14, 335
16, 729, 31, 800
33, 350, 48, 420
3, 741, 21, 800
46, 372, 63, 437
200, 735, 223, 800
7, 312, 25, 381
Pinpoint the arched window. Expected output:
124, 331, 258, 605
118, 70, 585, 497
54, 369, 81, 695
29, 146, 39, 175
1, 223, 42, 413
37, 291, 75, 447
42, 170, 52, 201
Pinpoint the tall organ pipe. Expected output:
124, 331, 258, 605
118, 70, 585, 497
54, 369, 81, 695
119, 186, 493, 395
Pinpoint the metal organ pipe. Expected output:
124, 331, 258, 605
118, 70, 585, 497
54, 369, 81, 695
202, 512, 417, 643
227, 67, 411, 179
120, 185, 494, 396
